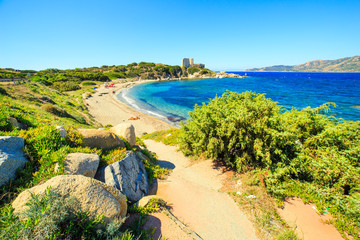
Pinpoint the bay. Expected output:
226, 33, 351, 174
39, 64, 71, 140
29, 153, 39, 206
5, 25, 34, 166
116, 72, 360, 124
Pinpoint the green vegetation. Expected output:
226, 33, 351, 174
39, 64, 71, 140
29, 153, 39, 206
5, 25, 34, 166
187, 66, 200, 75
2, 63, 216, 94
127, 198, 167, 240
230, 172, 299, 239
179, 91, 360, 238
0, 81, 169, 239
142, 129, 181, 146
0, 188, 132, 240
246, 55, 360, 72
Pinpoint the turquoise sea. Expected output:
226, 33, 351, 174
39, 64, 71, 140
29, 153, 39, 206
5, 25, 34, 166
116, 72, 360, 125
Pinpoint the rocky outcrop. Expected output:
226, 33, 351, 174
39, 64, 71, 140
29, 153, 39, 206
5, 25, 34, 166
0, 136, 27, 187
110, 123, 136, 147
95, 151, 148, 202
77, 129, 125, 150
64, 153, 100, 178
56, 126, 67, 138
12, 175, 127, 223
8, 117, 27, 130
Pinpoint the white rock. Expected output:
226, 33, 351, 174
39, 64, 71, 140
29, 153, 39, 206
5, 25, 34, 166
56, 126, 67, 138
0, 136, 27, 187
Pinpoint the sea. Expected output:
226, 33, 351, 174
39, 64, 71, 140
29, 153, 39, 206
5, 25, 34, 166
115, 72, 360, 126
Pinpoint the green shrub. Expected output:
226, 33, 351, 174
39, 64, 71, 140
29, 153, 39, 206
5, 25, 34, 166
180, 91, 360, 236
0, 86, 8, 96
52, 81, 81, 91
0, 188, 132, 240
187, 67, 200, 75
180, 91, 285, 170
81, 81, 96, 86
42, 104, 73, 118
200, 69, 210, 75
142, 129, 180, 146
21, 126, 66, 160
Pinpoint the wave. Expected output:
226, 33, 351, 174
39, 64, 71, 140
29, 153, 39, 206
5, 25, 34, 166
116, 87, 184, 127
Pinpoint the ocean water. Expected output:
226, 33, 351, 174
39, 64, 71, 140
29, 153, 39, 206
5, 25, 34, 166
116, 72, 360, 124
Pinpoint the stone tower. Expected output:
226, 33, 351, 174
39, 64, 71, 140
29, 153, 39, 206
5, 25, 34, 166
182, 58, 190, 68
189, 58, 194, 66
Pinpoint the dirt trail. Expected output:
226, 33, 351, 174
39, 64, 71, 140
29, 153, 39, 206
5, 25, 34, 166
144, 140, 258, 240
278, 198, 344, 240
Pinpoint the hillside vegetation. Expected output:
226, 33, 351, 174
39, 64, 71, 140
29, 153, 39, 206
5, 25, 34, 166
0, 82, 168, 239
1, 62, 215, 92
178, 91, 360, 239
246, 56, 360, 72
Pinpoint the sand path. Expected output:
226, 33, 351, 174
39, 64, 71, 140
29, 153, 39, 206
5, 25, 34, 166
144, 139, 258, 240
278, 198, 344, 240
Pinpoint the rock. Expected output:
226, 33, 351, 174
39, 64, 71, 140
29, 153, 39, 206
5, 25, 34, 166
110, 123, 136, 147
0, 136, 27, 187
138, 196, 160, 208
8, 117, 26, 130
12, 175, 127, 223
95, 151, 148, 202
77, 129, 125, 150
64, 153, 100, 178
136, 151, 151, 164
56, 126, 67, 138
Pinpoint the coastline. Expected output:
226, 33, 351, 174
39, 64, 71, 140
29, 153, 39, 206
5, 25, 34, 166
84, 72, 243, 135
84, 79, 174, 136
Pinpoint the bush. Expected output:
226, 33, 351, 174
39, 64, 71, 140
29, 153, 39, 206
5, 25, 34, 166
187, 67, 200, 75
42, 104, 73, 118
180, 91, 285, 170
0, 188, 132, 240
180, 91, 360, 236
52, 81, 81, 91
0, 86, 8, 96
81, 81, 96, 86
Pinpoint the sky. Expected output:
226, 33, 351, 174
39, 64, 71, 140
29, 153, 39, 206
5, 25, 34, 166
1, 0, 359, 71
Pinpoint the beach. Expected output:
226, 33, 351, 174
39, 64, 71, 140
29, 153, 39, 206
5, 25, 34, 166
84, 80, 174, 135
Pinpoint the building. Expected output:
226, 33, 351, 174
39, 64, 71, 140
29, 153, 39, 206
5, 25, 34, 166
189, 58, 194, 66
193, 63, 205, 68
182, 58, 191, 68
182, 58, 205, 68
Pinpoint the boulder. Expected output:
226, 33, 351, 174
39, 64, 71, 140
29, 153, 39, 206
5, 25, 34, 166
12, 175, 127, 223
0, 136, 27, 187
138, 196, 160, 208
111, 123, 136, 147
95, 151, 148, 202
64, 153, 100, 178
77, 129, 125, 150
56, 126, 67, 138
8, 117, 27, 130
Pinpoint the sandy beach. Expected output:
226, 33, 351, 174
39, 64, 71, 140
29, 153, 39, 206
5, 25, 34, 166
84, 80, 174, 135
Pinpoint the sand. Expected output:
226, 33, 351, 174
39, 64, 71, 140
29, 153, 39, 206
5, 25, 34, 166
145, 139, 258, 240
278, 198, 344, 240
84, 81, 173, 136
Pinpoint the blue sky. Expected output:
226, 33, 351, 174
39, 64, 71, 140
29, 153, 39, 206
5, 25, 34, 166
1, 0, 359, 70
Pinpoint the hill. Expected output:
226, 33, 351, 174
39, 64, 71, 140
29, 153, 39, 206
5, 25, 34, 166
246, 56, 360, 72
1, 62, 238, 92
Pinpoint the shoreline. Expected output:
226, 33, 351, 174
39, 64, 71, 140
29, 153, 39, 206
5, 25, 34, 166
84, 79, 174, 136
84, 75, 244, 135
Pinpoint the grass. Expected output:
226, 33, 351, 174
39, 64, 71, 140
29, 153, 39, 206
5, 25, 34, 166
226, 171, 300, 240
142, 128, 181, 146
0, 81, 169, 239
0, 188, 133, 240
